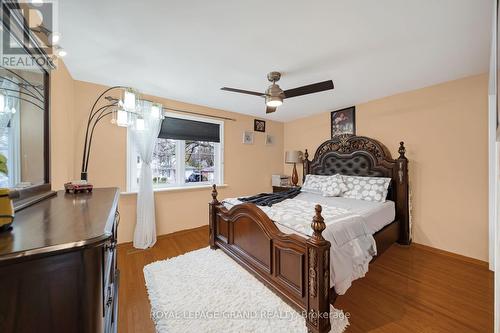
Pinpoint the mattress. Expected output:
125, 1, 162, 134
222, 192, 396, 294
295, 192, 395, 235
223, 192, 395, 244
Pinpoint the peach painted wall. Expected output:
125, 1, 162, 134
50, 60, 75, 190
51, 71, 284, 243
284, 74, 489, 261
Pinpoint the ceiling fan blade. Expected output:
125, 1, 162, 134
221, 87, 266, 97
266, 105, 277, 114
283, 80, 334, 99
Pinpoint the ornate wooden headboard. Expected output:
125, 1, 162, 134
303, 135, 411, 245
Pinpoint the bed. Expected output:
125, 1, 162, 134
208, 135, 410, 333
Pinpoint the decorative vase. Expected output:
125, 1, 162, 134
0, 188, 14, 232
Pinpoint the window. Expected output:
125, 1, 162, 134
0, 80, 21, 188
127, 113, 223, 191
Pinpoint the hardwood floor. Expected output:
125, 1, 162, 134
117, 226, 209, 333
336, 244, 493, 332
117, 226, 493, 333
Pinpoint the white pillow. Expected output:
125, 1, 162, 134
341, 175, 391, 202
320, 175, 348, 197
301, 174, 331, 194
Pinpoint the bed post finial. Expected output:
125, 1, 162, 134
209, 184, 219, 250
211, 184, 219, 204
306, 204, 331, 333
398, 141, 406, 159
310, 204, 326, 242
396, 141, 411, 246
303, 149, 310, 183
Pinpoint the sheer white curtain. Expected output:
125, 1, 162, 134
129, 101, 163, 249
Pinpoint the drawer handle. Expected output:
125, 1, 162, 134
106, 241, 117, 251
106, 285, 113, 306
106, 295, 113, 307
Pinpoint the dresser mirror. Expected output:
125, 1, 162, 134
1, 3, 52, 210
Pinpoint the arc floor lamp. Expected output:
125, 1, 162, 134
80, 86, 163, 181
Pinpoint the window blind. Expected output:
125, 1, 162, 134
158, 117, 220, 143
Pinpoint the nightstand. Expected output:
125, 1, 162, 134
272, 186, 297, 193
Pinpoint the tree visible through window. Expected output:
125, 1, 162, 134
151, 139, 176, 186
184, 141, 215, 183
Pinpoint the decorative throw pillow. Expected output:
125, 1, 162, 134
320, 175, 348, 197
301, 174, 331, 194
341, 175, 391, 202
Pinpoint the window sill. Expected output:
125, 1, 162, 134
121, 183, 228, 196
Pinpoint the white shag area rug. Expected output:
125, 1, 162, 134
144, 247, 349, 333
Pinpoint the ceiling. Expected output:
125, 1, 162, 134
59, 0, 492, 122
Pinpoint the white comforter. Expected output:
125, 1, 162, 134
222, 192, 395, 295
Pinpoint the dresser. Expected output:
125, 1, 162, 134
0, 188, 120, 333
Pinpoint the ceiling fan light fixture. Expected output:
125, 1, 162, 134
220, 71, 334, 114
266, 96, 282, 107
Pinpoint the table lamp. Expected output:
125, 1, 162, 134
285, 150, 302, 186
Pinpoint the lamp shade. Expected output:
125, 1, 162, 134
123, 89, 137, 111
116, 109, 129, 127
151, 103, 163, 119
285, 150, 302, 164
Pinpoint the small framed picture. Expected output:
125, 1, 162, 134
265, 134, 274, 145
331, 106, 355, 138
243, 131, 254, 144
254, 119, 266, 132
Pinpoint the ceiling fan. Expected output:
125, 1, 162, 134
220, 71, 334, 114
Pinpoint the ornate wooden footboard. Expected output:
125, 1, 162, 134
209, 185, 332, 333
208, 135, 410, 333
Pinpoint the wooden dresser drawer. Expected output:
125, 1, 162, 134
0, 188, 120, 333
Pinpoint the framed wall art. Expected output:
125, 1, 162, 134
243, 131, 254, 144
265, 134, 275, 145
331, 106, 355, 138
254, 119, 266, 132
